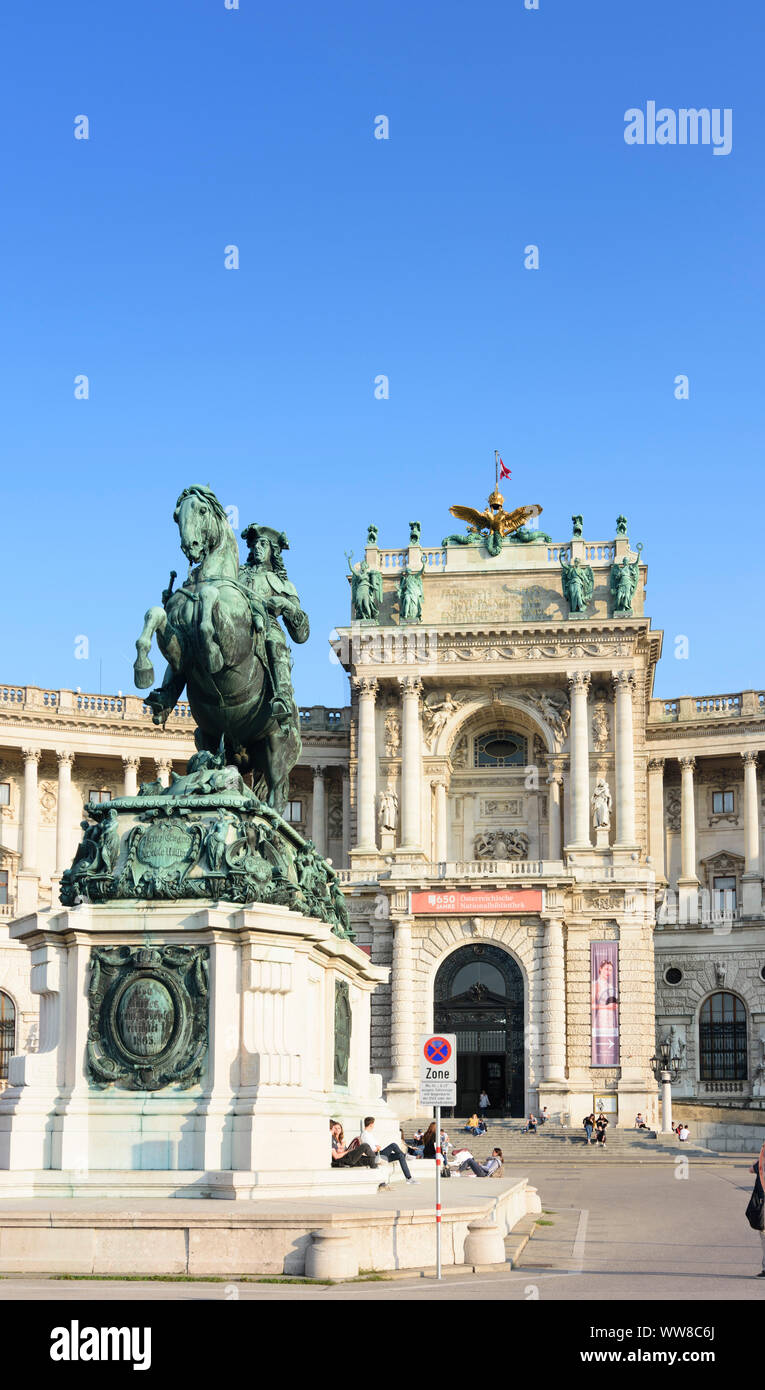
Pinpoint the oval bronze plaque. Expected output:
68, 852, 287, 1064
116, 977, 175, 1058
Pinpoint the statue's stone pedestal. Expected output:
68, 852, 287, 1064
594, 826, 610, 850
0, 901, 398, 1184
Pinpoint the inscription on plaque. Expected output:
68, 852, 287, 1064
117, 978, 175, 1057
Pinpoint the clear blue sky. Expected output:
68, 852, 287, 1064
1, 0, 762, 707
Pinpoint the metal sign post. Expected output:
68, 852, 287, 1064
435, 1102, 442, 1280
419, 1033, 456, 1282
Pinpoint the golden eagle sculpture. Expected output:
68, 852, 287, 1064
446, 488, 543, 556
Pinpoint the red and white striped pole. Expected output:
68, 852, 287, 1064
435, 1103, 442, 1279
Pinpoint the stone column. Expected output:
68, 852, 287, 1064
432, 777, 448, 864
546, 764, 562, 861
647, 758, 666, 879
341, 768, 351, 868
353, 677, 378, 852
399, 675, 423, 852
678, 756, 699, 922
122, 755, 140, 797
742, 751, 762, 916
311, 766, 327, 856
21, 748, 42, 872
386, 917, 418, 1112
154, 758, 172, 789
542, 917, 566, 1084
566, 671, 591, 849
613, 671, 637, 847
54, 751, 75, 876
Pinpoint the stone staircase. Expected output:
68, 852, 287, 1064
401, 1118, 720, 1164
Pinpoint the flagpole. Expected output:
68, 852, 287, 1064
494, 449, 499, 490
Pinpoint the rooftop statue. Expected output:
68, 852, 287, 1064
447, 458, 544, 558
133, 485, 305, 814
560, 554, 594, 614
346, 552, 383, 620
397, 561, 425, 622
610, 544, 643, 614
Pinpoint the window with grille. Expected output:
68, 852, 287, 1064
699, 992, 747, 1081
285, 800, 303, 823
712, 790, 735, 815
474, 731, 527, 768
0, 991, 15, 1081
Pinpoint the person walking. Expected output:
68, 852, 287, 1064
478, 1089, 491, 1120
595, 1114, 609, 1148
746, 1140, 765, 1277
583, 1113, 595, 1145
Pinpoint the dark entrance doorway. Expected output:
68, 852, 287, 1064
433, 943, 524, 1117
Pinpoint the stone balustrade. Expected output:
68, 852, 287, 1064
648, 689, 765, 724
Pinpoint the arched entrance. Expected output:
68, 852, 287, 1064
434, 943, 524, 1116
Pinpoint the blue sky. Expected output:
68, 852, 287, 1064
1, 0, 762, 708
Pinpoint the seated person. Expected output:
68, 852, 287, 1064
476, 1117, 488, 1136
678, 1124, 690, 1142
360, 1117, 416, 1182
539, 1107, 549, 1126
635, 1112, 648, 1130
464, 1113, 481, 1135
330, 1120, 376, 1168
523, 1113, 537, 1134
458, 1147, 504, 1178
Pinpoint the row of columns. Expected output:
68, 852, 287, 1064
355, 675, 425, 854
567, 669, 636, 850
17, 749, 172, 877
647, 750, 761, 891
309, 765, 351, 863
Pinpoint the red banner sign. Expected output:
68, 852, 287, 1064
410, 889, 543, 915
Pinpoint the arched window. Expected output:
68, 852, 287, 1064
0, 991, 16, 1081
474, 730, 527, 768
699, 992, 747, 1081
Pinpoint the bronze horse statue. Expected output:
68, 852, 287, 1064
133, 486, 302, 813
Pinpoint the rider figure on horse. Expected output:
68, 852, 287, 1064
238, 522, 309, 728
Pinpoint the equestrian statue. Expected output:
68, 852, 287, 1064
133, 485, 308, 814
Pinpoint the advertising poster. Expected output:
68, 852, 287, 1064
591, 941, 620, 1066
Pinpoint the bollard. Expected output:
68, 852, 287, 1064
305, 1228, 359, 1279
463, 1219, 506, 1267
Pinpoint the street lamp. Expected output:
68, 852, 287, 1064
650, 1036, 683, 1134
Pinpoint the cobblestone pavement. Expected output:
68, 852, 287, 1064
2, 1160, 764, 1301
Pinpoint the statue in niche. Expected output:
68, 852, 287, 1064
560, 556, 594, 614
592, 704, 610, 752
451, 736, 468, 769
397, 563, 425, 623
591, 778, 612, 830
378, 789, 398, 833
384, 707, 401, 756
347, 555, 383, 620
610, 545, 643, 614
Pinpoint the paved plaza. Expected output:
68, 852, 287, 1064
1, 1159, 762, 1301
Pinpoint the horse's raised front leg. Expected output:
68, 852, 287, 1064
134, 606, 167, 689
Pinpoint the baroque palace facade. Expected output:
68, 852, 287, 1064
1, 505, 764, 1127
